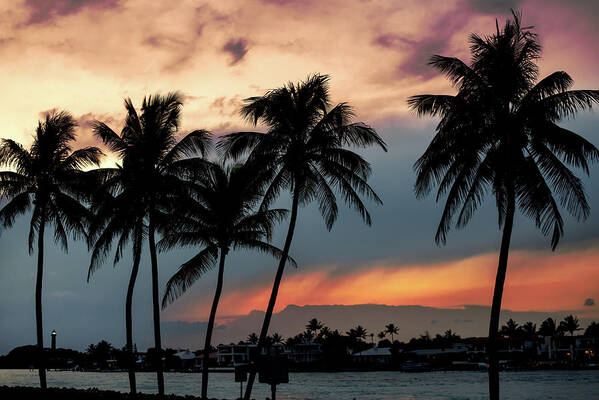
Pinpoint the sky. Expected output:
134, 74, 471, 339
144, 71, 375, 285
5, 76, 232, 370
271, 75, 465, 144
0, 0, 598, 353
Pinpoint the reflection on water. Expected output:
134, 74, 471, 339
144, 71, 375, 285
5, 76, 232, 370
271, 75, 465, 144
1, 369, 597, 399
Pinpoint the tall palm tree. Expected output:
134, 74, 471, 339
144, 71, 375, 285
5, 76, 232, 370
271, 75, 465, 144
247, 333, 259, 344
539, 317, 558, 359
219, 74, 387, 399
408, 12, 599, 400
88, 92, 210, 395
385, 323, 399, 342
0, 111, 102, 389
521, 322, 537, 338
377, 331, 387, 340
539, 317, 557, 337
306, 318, 323, 335
560, 315, 581, 337
160, 161, 294, 400
560, 314, 581, 360
500, 318, 521, 338
271, 333, 284, 344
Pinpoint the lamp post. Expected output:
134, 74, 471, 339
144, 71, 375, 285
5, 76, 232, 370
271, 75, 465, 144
51, 330, 56, 351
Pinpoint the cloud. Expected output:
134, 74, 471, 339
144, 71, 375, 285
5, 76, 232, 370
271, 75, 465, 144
585, 298, 595, 306
373, 9, 472, 80
222, 38, 249, 65
23, 0, 120, 25
466, 0, 524, 14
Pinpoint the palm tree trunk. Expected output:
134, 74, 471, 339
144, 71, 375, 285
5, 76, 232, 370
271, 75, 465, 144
36, 213, 47, 390
488, 188, 516, 400
244, 189, 300, 400
201, 248, 227, 399
148, 220, 165, 396
125, 231, 142, 395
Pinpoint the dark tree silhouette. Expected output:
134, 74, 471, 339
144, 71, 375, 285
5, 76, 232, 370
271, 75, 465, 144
539, 317, 558, 337
385, 323, 400, 342
500, 318, 521, 338
409, 11, 599, 400
0, 111, 101, 389
560, 315, 581, 360
88, 92, 210, 395
160, 161, 293, 400
271, 333, 284, 344
218, 74, 387, 399
306, 318, 323, 335
521, 322, 537, 339
247, 333, 259, 344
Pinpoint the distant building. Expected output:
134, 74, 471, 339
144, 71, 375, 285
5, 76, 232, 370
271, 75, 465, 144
217, 344, 256, 365
352, 346, 392, 364
287, 340, 323, 364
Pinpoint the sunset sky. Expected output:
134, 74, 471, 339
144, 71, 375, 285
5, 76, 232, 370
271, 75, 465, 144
0, 0, 598, 352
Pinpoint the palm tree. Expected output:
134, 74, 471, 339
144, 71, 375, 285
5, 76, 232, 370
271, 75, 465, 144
0, 111, 102, 389
318, 326, 331, 340
219, 74, 387, 399
539, 317, 557, 337
160, 161, 294, 400
377, 331, 387, 340
521, 322, 537, 339
500, 318, 521, 338
271, 333, 284, 344
385, 323, 399, 342
88, 92, 210, 395
306, 318, 323, 335
539, 317, 558, 359
247, 333, 259, 344
408, 12, 599, 400
348, 325, 368, 342
560, 314, 581, 360
560, 315, 581, 337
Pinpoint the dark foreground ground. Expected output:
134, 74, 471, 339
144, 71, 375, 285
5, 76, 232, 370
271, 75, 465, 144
0, 386, 234, 400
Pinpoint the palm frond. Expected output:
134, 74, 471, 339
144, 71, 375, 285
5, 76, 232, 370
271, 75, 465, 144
161, 246, 218, 308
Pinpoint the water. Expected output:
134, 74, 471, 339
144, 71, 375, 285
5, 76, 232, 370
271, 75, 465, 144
1, 369, 597, 399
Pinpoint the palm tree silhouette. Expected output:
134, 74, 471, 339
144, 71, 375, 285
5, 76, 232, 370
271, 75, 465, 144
160, 161, 293, 400
306, 318, 323, 335
0, 111, 101, 389
408, 12, 599, 400
218, 74, 387, 399
377, 331, 387, 340
88, 93, 210, 395
271, 333, 284, 344
385, 323, 399, 342
500, 319, 521, 338
247, 333, 259, 344
522, 322, 537, 339
539, 317, 557, 337
560, 314, 581, 360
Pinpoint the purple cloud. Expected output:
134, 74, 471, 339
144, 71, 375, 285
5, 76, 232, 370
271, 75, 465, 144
24, 0, 120, 25
222, 38, 249, 66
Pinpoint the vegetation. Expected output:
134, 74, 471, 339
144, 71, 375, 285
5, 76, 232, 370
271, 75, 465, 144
0, 9, 598, 400
0, 111, 102, 389
87, 93, 211, 396
219, 73, 387, 399
159, 161, 294, 400
409, 11, 599, 400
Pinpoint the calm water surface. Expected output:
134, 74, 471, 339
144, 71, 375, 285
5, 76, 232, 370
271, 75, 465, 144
1, 369, 597, 400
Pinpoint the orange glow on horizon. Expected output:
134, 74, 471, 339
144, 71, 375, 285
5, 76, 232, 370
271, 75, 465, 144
169, 246, 599, 322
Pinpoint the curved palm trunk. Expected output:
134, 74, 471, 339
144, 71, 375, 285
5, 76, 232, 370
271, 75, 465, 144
148, 221, 165, 396
125, 232, 142, 395
201, 248, 227, 399
488, 190, 515, 400
36, 214, 47, 390
244, 190, 300, 400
